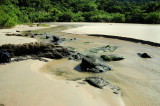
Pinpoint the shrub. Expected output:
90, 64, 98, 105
3, 18, 17, 27
111, 13, 126, 23
144, 12, 160, 24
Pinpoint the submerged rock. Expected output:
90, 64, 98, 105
137, 53, 151, 58
85, 76, 109, 89
89, 45, 118, 53
101, 54, 124, 61
80, 55, 111, 73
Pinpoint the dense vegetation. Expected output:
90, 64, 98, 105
0, 0, 160, 27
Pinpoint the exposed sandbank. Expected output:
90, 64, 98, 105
62, 23, 160, 43
0, 24, 55, 45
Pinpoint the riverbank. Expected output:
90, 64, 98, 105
0, 24, 56, 45
61, 22, 160, 44
0, 24, 125, 106
0, 23, 160, 106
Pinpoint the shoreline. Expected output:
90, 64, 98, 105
62, 23, 160, 44
0, 24, 126, 106
0, 24, 56, 45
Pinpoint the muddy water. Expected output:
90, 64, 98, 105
34, 25, 160, 106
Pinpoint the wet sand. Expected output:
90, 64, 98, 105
39, 23, 160, 106
0, 60, 124, 106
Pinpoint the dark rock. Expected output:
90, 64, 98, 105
85, 76, 109, 89
52, 35, 60, 42
6, 33, 24, 36
16, 30, 20, 32
80, 55, 111, 73
138, 53, 151, 58
0, 51, 11, 63
34, 33, 38, 35
31, 35, 34, 38
101, 54, 124, 61
46, 36, 50, 39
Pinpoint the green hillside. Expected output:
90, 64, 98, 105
0, 0, 160, 27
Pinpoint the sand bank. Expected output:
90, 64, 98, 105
62, 23, 160, 43
0, 60, 125, 106
0, 24, 55, 45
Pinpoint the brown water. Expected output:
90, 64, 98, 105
35, 24, 160, 106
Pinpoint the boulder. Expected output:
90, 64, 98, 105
80, 55, 111, 73
0, 51, 11, 63
101, 54, 124, 61
138, 53, 151, 58
85, 76, 109, 89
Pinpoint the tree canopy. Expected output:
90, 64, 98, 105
0, 0, 160, 27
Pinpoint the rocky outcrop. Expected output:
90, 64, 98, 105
101, 54, 124, 61
80, 55, 111, 73
0, 43, 70, 59
85, 76, 109, 89
137, 53, 151, 58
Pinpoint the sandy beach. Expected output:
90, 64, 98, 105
0, 23, 160, 106
0, 24, 125, 106
0, 24, 56, 45
62, 23, 160, 43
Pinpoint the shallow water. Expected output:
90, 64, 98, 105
35, 23, 160, 106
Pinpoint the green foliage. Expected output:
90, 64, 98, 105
3, 18, 17, 27
111, 13, 126, 23
144, 12, 160, 24
59, 12, 84, 22
0, 0, 160, 27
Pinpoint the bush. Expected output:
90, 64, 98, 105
83, 11, 111, 22
59, 12, 84, 22
144, 12, 160, 24
3, 18, 17, 27
111, 13, 126, 23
